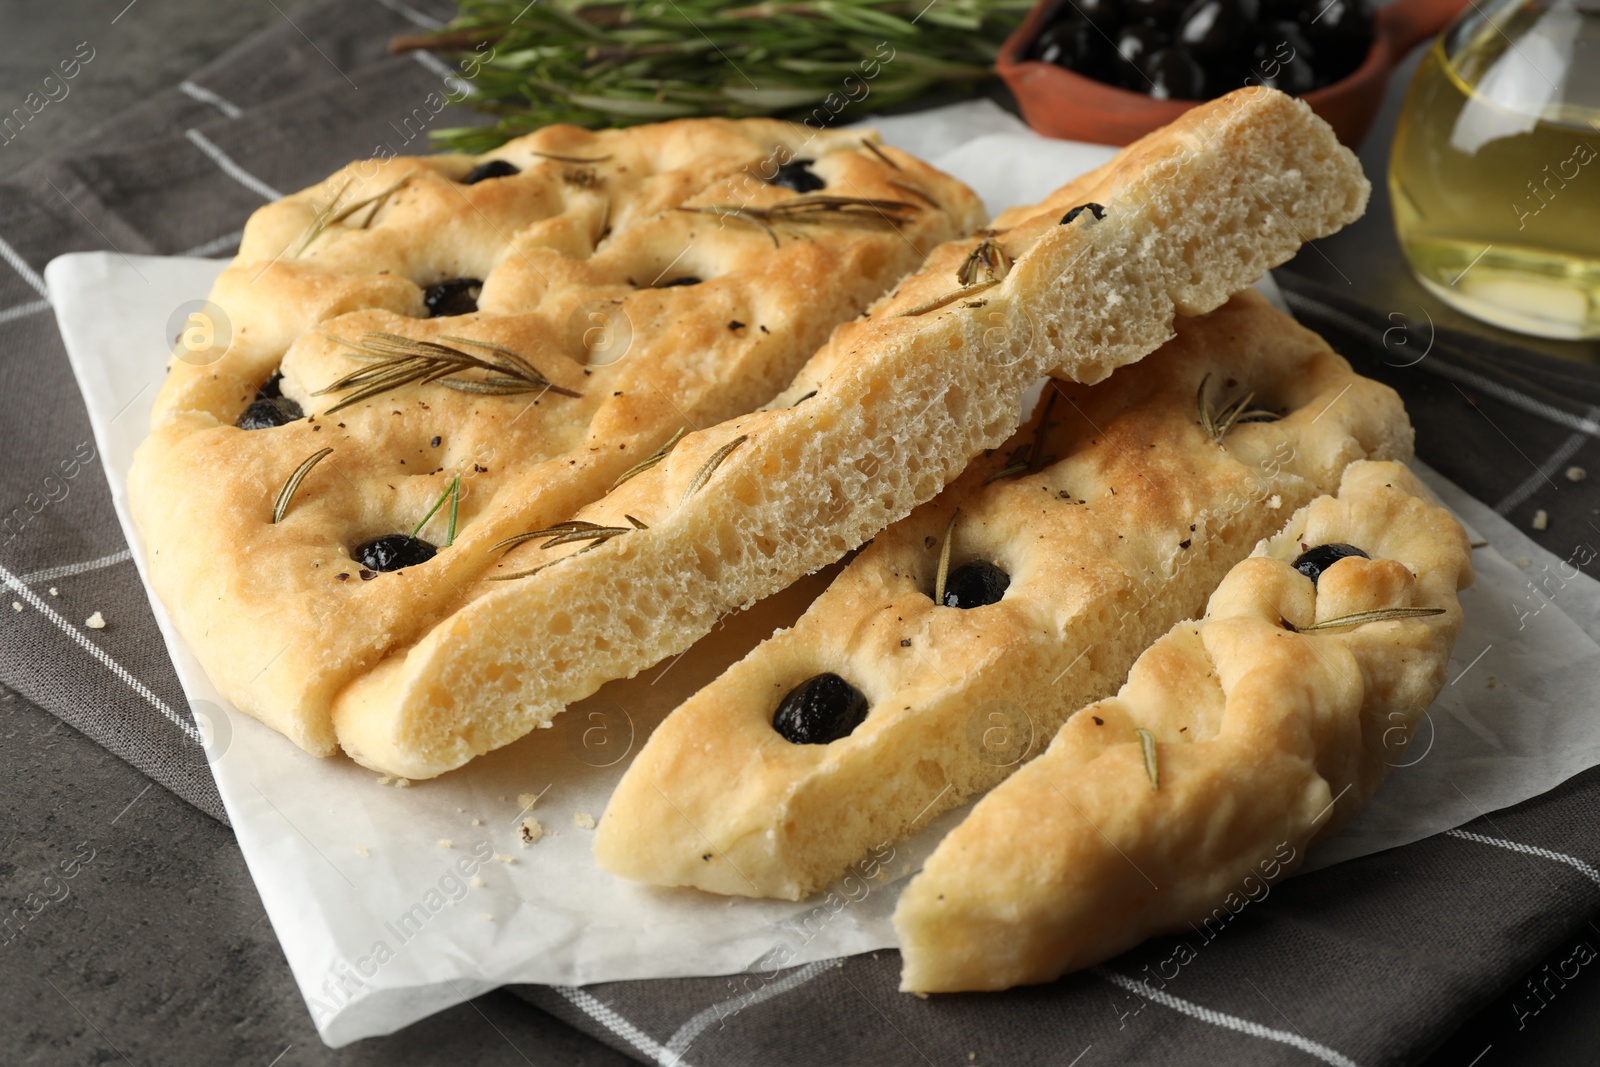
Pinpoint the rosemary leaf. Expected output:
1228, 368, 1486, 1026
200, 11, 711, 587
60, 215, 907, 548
1137, 728, 1159, 790
897, 278, 1001, 318
680, 195, 918, 248
860, 140, 901, 171
413, 474, 462, 542
955, 237, 1011, 287
611, 427, 685, 490
934, 508, 959, 606
681, 434, 748, 503
1303, 607, 1446, 631
272, 448, 334, 524
1196, 372, 1279, 444
296, 170, 416, 256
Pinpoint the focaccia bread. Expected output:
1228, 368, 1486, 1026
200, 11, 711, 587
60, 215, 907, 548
130, 118, 983, 754
331, 88, 1371, 780
593, 290, 1410, 899
894, 460, 1472, 992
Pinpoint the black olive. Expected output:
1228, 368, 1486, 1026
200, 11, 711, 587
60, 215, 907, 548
768, 159, 825, 193
1075, 0, 1124, 34
1255, 44, 1317, 95
772, 672, 870, 745
656, 276, 702, 288
1263, 18, 1318, 63
354, 534, 438, 573
1030, 19, 1078, 63
463, 160, 520, 184
424, 278, 483, 317
1292, 543, 1368, 585
1234, 410, 1281, 424
942, 561, 1011, 608
1114, 24, 1168, 84
1175, 0, 1259, 63
1299, 0, 1372, 78
1060, 202, 1105, 225
1145, 46, 1208, 100
257, 371, 286, 399
1259, 0, 1309, 19
1125, 0, 1187, 26
236, 397, 303, 430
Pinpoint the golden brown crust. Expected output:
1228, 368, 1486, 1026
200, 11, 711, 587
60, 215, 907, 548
892, 460, 1473, 992
329, 89, 1371, 780
593, 291, 1411, 898
130, 119, 981, 754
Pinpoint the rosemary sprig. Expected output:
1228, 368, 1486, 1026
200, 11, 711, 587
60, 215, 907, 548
1303, 607, 1446, 631
933, 508, 959, 605
529, 149, 613, 164
887, 179, 941, 209
1136, 728, 1159, 790
272, 447, 333, 524
315, 332, 580, 414
680, 195, 918, 248
681, 434, 748, 503
397, 0, 1033, 153
296, 170, 416, 256
611, 427, 685, 490
897, 278, 1001, 318
1196, 373, 1279, 444
413, 474, 463, 546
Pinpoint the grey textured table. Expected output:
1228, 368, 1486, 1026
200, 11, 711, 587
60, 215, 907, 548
1, 3, 1596, 1066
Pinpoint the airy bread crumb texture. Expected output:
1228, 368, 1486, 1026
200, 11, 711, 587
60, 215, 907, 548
332, 88, 1370, 779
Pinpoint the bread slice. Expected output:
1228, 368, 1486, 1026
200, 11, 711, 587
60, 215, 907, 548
129, 119, 983, 754
894, 460, 1472, 992
592, 291, 1410, 898
330, 88, 1370, 779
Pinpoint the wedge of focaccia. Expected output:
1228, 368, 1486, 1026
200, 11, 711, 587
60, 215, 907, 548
894, 460, 1472, 992
131, 119, 983, 754
593, 290, 1410, 898
331, 89, 1371, 779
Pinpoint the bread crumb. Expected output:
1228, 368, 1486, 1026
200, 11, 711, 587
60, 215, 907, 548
518, 792, 540, 810
10, 602, 20, 613
375, 775, 392, 786
85, 611, 106, 629
394, 777, 411, 788
471, 817, 483, 826
1532, 509, 1549, 531
478, 913, 493, 922
1566, 465, 1587, 482
437, 839, 452, 849
1267, 494, 1281, 509
573, 812, 596, 830
498, 794, 507, 802
1486, 676, 1497, 688
470, 876, 485, 888
520, 818, 545, 845
455, 807, 465, 813
354, 845, 370, 857
494, 852, 517, 864
1516, 556, 1531, 568
48, 587, 58, 596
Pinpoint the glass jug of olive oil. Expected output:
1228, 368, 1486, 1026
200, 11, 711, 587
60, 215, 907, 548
1389, 0, 1600, 339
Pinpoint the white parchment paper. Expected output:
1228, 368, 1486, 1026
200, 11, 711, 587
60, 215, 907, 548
44, 101, 1600, 1045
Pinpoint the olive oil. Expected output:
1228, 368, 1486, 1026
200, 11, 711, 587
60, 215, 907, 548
1390, 35, 1600, 339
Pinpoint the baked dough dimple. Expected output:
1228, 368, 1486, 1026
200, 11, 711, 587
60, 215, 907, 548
893, 460, 1472, 993
592, 290, 1410, 899
329, 89, 1373, 780
130, 119, 981, 754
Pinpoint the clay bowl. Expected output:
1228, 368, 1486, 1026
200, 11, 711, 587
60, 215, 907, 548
997, 0, 1468, 146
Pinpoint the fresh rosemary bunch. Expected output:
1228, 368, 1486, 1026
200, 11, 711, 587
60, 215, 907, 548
394, 0, 1033, 153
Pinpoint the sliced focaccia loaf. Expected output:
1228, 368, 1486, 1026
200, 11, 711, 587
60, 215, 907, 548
131, 118, 982, 755
894, 460, 1472, 992
592, 290, 1408, 898
331, 89, 1372, 780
